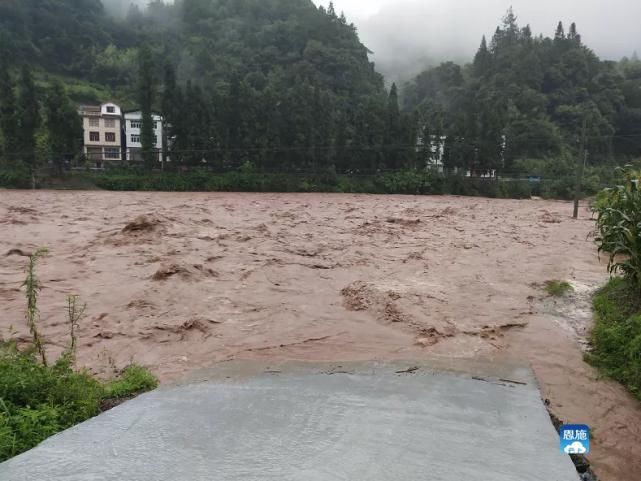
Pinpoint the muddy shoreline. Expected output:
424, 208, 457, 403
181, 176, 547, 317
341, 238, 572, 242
1, 191, 641, 480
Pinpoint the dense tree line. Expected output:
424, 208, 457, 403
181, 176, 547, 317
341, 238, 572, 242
404, 9, 641, 175
0, 0, 418, 174
0, 62, 82, 180
155, 0, 417, 173
0, 2, 640, 181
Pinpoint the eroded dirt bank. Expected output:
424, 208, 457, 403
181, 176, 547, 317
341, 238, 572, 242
1, 191, 640, 480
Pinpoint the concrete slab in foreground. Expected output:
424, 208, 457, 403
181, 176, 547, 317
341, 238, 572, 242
0, 361, 578, 481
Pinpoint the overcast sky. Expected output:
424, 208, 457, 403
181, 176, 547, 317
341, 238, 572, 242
314, 0, 641, 83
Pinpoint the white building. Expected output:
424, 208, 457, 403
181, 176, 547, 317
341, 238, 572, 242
79, 102, 123, 167
417, 134, 446, 171
123, 110, 164, 163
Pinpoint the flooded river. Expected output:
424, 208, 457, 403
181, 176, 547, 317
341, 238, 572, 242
1, 191, 640, 480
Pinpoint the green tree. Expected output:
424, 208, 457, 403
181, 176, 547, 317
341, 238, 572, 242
17, 65, 40, 185
406, 10, 629, 176
502, 7, 519, 43
385, 83, 401, 169
45, 81, 82, 174
473, 36, 492, 77
554, 21, 565, 42
327, 1, 337, 18
568, 22, 581, 44
161, 63, 180, 167
138, 45, 156, 169
0, 63, 18, 165
419, 122, 432, 168
182, 81, 210, 166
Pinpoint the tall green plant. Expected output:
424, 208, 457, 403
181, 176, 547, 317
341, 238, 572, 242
59, 295, 86, 366
22, 248, 48, 366
594, 168, 641, 289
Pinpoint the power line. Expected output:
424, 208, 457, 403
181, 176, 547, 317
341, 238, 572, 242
3, 133, 641, 158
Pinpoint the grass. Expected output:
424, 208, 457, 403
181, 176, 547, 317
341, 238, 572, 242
588, 169, 641, 401
588, 277, 641, 400
0, 168, 536, 198
0, 250, 158, 462
0, 345, 158, 461
545, 280, 574, 297
103, 364, 159, 399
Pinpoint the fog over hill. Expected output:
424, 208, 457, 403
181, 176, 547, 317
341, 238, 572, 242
314, 0, 641, 83
102, 0, 167, 17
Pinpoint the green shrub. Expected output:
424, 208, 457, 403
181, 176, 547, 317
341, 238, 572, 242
0, 169, 30, 188
82, 168, 537, 199
499, 180, 532, 199
375, 170, 435, 195
589, 278, 641, 399
544, 280, 574, 297
0, 344, 101, 460
0, 403, 64, 459
541, 175, 577, 200
104, 364, 159, 399
0, 344, 158, 461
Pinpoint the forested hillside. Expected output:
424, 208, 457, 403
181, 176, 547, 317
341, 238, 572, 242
1, 0, 416, 174
404, 9, 641, 178
0, 2, 640, 196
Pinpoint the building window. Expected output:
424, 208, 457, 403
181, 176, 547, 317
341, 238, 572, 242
104, 148, 120, 159
153, 121, 158, 129
89, 118, 99, 127
106, 106, 115, 113
89, 132, 100, 142
154, 135, 158, 145
131, 134, 140, 143
104, 118, 115, 128
105, 132, 116, 142
130, 120, 142, 129
87, 147, 102, 160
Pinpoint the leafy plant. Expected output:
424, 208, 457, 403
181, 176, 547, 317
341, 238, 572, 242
0, 342, 101, 460
593, 167, 641, 289
22, 248, 48, 366
66, 295, 86, 356
104, 364, 159, 400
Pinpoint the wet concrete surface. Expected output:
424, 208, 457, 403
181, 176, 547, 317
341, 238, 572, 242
0, 361, 578, 480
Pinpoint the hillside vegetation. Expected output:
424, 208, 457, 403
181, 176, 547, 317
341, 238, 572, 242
0, 2, 639, 195
591, 168, 641, 400
405, 10, 641, 190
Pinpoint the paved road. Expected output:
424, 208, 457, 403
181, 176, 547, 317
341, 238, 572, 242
0, 361, 578, 481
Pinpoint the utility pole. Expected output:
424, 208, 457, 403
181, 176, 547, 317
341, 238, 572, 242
573, 118, 588, 219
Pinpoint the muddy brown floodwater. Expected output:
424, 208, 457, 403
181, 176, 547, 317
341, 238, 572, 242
1, 190, 641, 480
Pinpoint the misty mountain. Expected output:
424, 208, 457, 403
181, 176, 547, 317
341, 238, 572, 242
0, 0, 398, 174
102, 0, 156, 17
1, 0, 640, 186
403, 9, 641, 180
0, 0, 381, 98
317, 0, 641, 84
